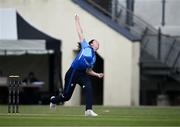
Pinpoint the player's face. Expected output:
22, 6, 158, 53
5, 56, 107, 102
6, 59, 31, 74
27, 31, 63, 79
91, 40, 99, 51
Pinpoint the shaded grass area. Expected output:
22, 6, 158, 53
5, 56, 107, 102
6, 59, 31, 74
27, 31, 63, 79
0, 105, 180, 126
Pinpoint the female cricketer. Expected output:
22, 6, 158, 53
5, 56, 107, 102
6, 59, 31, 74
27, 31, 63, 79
50, 14, 104, 117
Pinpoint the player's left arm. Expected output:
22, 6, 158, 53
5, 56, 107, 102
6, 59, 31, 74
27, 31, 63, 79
86, 68, 104, 78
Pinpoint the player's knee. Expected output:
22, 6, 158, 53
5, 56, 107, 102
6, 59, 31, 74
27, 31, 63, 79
84, 83, 92, 91
50, 96, 57, 104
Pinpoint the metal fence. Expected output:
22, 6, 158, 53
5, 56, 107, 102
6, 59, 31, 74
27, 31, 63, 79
85, 0, 180, 72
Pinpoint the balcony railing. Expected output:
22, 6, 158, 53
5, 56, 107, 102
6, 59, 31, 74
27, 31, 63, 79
84, 0, 180, 73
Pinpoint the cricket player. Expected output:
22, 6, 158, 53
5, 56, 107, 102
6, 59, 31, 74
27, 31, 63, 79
50, 14, 104, 117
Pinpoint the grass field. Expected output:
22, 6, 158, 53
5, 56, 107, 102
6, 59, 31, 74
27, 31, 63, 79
0, 105, 180, 126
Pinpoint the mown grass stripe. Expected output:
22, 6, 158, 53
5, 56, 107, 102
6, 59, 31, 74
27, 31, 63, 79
0, 105, 180, 126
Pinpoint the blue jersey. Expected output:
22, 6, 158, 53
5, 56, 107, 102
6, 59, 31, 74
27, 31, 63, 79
71, 39, 96, 70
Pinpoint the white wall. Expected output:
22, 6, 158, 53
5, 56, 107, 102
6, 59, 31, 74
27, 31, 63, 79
131, 42, 140, 106
0, 0, 140, 106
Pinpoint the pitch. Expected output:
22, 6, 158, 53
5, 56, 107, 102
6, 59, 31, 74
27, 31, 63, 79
0, 105, 180, 126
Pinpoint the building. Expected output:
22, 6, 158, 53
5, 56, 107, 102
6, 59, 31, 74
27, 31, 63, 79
8, 0, 178, 106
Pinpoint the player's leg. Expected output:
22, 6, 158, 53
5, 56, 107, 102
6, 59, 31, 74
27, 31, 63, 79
50, 68, 77, 106
78, 73, 98, 116
82, 77, 93, 110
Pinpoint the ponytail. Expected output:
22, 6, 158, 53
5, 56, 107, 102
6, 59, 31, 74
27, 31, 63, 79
77, 39, 95, 49
89, 39, 95, 45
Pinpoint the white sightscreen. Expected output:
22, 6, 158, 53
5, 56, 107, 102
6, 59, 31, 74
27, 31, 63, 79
0, 8, 17, 40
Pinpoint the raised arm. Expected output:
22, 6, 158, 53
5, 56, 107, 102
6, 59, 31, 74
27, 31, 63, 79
75, 14, 85, 42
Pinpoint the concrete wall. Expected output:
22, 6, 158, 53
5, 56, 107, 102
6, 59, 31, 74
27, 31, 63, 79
0, 0, 140, 106
131, 43, 140, 106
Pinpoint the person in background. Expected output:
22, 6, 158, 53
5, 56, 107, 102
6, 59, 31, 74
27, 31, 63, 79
23, 72, 38, 84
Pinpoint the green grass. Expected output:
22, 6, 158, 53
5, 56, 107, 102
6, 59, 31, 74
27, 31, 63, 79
0, 105, 180, 126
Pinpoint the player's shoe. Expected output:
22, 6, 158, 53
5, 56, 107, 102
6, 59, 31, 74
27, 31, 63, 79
85, 109, 98, 117
50, 96, 56, 109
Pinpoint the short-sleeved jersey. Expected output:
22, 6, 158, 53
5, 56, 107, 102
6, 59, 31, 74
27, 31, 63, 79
71, 39, 96, 70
